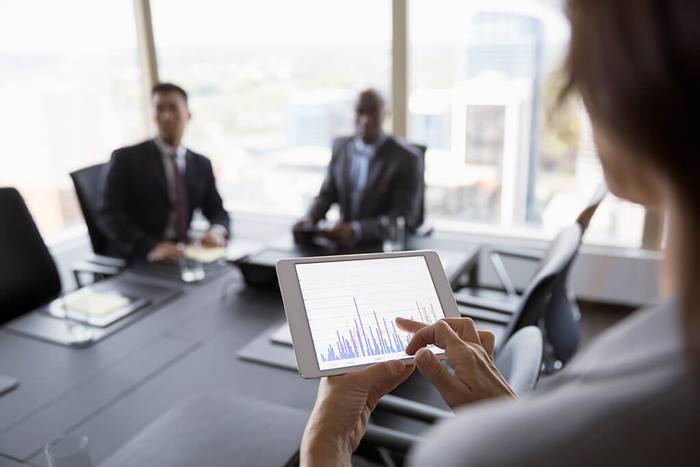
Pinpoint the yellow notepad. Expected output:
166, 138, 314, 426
64, 291, 130, 316
184, 245, 227, 263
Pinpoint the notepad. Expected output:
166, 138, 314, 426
184, 245, 227, 263
63, 291, 131, 316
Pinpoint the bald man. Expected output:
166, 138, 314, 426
293, 89, 421, 247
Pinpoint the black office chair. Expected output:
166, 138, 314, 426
544, 184, 606, 363
454, 185, 606, 366
0, 187, 62, 324
408, 143, 433, 236
457, 223, 582, 369
576, 183, 607, 233
493, 325, 543, 395
366, 325, 544, 455
69, 164, 125, 287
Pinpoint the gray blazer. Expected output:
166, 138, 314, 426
410, 300, 700, 466
306, 135, 421, 244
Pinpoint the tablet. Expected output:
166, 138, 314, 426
276, 250, 459, 378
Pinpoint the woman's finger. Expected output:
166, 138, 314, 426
355, 360, 412, 390
356, 360, 415, 408
395, 317, 428, 333
477, 330, 496, 357
355, 359, 407, 384
405, 320, 463, 355
414, 348, 465, 407
442, 317, 481, 344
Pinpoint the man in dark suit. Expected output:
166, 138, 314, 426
99, 83, 230, 262
293, 89, 421, 247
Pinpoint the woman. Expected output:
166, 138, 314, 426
300, 0, 700, 465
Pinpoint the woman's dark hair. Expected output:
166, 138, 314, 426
561, 0, 700, 354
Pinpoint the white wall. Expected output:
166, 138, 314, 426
51, 214, 663, 307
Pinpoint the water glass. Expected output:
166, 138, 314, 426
45, 434, 92, 467
382, 216, 406, 252
178, 243, 205, 283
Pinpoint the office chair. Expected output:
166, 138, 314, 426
457, 223, 582, 371
576, 183, 607, 233
492, 325, 542, 395
0, 187, 62, 324
366, 326, 544, 455
69, 164, 125, 287
454, 185, 606, 367
408, 143, 433, 237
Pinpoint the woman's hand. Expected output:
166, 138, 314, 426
301, 360, 414, 467
396, 317, 515, 409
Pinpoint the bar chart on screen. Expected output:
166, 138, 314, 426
321, 297, 440, 362
295, 256, 447, 370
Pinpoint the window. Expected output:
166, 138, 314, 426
409, 0, 645, 247
1, 0, 649, 249
151, 0, 392, 217
0, 0, 146, 241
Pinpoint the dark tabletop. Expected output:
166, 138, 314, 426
0, 236, 479, 466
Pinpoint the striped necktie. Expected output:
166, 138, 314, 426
168, 152, 189, 241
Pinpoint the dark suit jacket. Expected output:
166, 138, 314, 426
98, 140, 230, 259
306, 135, 421, 243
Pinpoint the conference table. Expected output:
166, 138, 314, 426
0, 232, 479, 466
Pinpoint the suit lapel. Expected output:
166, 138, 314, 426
148, 140, 169, 197
339, 140, 353, 212
364, 138, 391, 193
183, 151, 195, 213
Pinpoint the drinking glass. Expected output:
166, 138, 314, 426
381, 216, 406, 252
178, 242, 205, 283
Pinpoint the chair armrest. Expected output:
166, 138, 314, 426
458, 305, 511, 325
72, 260, 121, 276
453, 292, 518, 314
487, 246, 544, 296
377, 394, 453, 422
86, 254, 127, 269
490, 246, 544, 262
72, 261, 121, 288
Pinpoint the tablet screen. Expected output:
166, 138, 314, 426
295, 255, 446, 371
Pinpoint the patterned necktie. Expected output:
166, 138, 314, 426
168, 153, 189, 241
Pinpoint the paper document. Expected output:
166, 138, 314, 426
64, 291, 130, 316
184, 245, 227, 263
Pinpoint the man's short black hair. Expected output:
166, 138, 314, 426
151, 82, 188, 103
356, 88, 386, 111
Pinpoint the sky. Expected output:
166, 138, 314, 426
0, 0, 568, 54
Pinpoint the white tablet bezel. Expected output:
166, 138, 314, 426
276, 250, 459, 378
